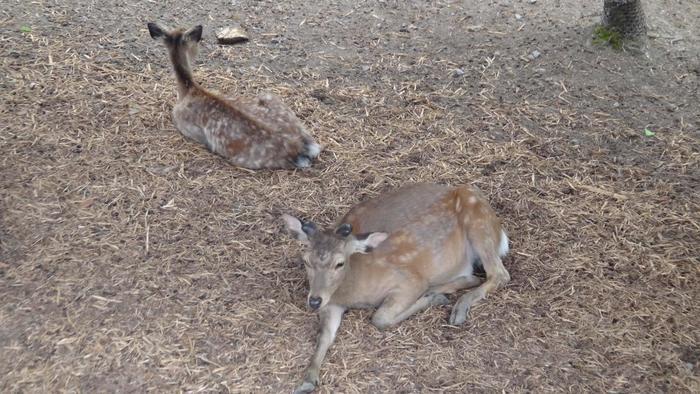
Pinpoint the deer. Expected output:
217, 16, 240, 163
146, 23, 321, 169
282, 183, 511, 393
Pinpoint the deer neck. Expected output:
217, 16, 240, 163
167, 44, 195, 97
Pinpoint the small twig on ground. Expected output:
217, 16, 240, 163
577, 184, 629, 201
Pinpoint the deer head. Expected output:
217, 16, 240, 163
147, 22, 203, 65
282, 214, 387, 310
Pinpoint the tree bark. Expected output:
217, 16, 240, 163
602, 0, 647, 39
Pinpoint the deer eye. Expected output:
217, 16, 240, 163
335, 262, 345, 269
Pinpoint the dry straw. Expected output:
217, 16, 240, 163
1, 1, 698, 393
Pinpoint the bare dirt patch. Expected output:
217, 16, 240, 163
1, 0, 698, 392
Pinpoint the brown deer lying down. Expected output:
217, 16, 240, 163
147, 23, 321, 169
282, 183, 511, 393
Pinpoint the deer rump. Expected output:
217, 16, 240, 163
340, 183, 507, 289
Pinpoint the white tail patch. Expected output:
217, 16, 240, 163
306, 142, 321, 158
498, 230, 509, 257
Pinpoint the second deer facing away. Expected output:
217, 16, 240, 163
283, 183, 511, 393
147, 23, 321, 169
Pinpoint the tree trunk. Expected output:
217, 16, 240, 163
602, 0, 647, 39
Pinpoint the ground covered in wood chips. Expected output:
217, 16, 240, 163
1, 0, 699, 392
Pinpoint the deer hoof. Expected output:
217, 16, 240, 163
293, 381, 316, 394
449, 302, 470, 325
431, 293, 449, 306
294, 154, 312, 168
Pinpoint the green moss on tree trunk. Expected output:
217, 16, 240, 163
597, 0, 647, 52
602, 0, 646, 38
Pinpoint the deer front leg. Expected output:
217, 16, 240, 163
371, 282, 436, 330
294, 304, 345, 394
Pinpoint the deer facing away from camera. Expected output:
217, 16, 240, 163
147, 23, 321, 169
282, 183, 511, 393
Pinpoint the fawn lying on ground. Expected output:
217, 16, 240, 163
283, 183, 511, 393
147, 23, 321, 169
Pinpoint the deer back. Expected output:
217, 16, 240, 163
339, 183, 453, 235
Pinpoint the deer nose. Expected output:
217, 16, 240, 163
308, 296, 322, 310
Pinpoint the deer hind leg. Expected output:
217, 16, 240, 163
371, 282, 441, 330
430, 275, 484, 295
449, 234, 510, 326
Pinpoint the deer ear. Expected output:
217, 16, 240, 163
352, 232, 388, 253
147, 22, 167, 39
185, 25, 203, 42
282, 214, 316, 243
